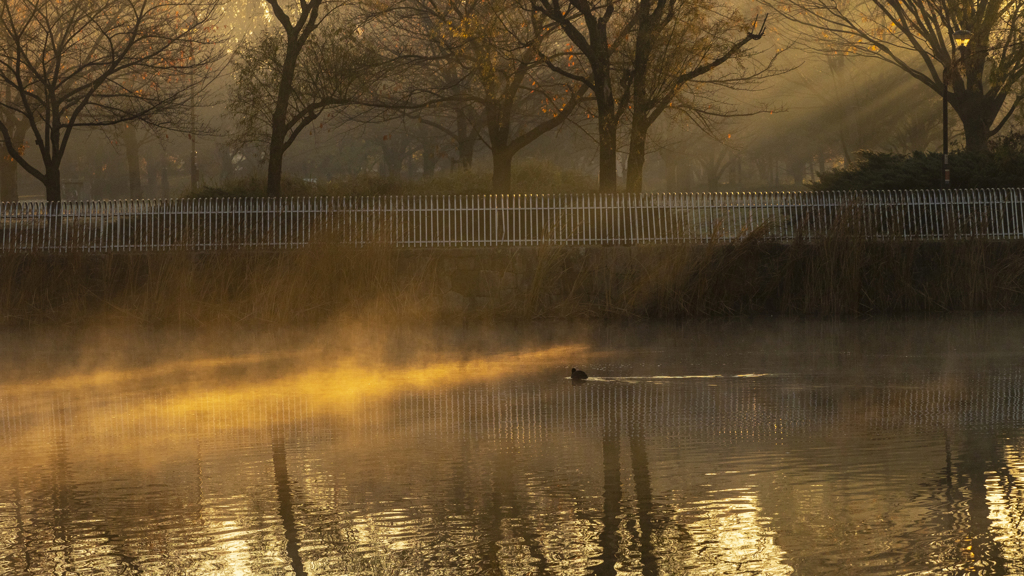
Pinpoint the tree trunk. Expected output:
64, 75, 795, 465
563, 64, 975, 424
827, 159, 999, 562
627, 0, 653, 195
458, 140, 474, 170
491, 147, 513, 194
596, 77, 618, 194
124, 123, 143, 199
951, 43, 999, 154
267, 133, 287, 197
486, 99, 515, 194
1, 119, 29, 203
267, 31, 303, 198
381, 137, 407, 178
456, 110, 475, 170
626, 117, 649, 193
0, 154, 17, 203
958, 106, 990, 153
404, 148, 416, 179
218, 143, 234, 183
44, 165, 62, 204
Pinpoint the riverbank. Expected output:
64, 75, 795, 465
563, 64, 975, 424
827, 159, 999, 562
3, 235, 1024, 326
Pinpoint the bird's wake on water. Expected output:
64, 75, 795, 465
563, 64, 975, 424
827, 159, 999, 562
565, 373, 771, 382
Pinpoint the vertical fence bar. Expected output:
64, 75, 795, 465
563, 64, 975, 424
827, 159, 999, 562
568, 193, 576, 246
442, 194, 448, 247
426, 195, 433, 248
705, 192, 714, 242
1007, 189, 1017, 239
993, 188, 1001, 238
1012, 189, 1022, 239
655, 193, 664, 244
421, 195, 427, 247
441, 194, 448, 247
531, 193, 537, 246
1011, 187, 1019, 238
638, 193, 645, 244
514, 194, 520, 246
438, 194, 444, 247
633, 192, 641, 245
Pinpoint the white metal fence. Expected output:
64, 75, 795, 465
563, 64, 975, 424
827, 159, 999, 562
2, 189, 1023, 252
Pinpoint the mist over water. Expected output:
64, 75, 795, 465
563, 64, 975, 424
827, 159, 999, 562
2, 316, 1024, 574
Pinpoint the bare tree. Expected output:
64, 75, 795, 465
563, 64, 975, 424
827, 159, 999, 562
467, 0, 588, 193
256, 0, 330, 198
0, 0, 224, 203
532, 0, 771, 193
624, 4, 772, 192
366, 0, 489, 175
238, 0, 388, 197
532, 0, 635, 193
767, 0, 1024, 152
387, 0, 587, 192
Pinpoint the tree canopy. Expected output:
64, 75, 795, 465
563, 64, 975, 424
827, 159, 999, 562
768, 0, 1024, 152
0, 0, 224, 202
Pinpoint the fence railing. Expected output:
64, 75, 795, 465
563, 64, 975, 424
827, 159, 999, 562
2, 189, 1023, 252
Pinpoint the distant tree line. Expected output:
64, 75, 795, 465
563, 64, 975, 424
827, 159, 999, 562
1, 0, 1023, 202
227, 0, 778, 196
0, 0, 776, 201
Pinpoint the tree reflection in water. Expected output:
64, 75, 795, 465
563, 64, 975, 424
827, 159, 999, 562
596, 396, 621, 576
273, 434, 307, 576
2, 326, 1024, 574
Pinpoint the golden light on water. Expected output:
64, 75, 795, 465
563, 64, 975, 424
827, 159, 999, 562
674, 489, 791, 575
1, 341, 590, 442
5, 319, 1024, 574
987, 443, 1024, 566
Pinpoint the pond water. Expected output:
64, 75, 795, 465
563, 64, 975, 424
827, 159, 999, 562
2, 317, 1024, 575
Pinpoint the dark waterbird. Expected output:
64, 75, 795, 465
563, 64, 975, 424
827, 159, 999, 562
571, 368, 588, 381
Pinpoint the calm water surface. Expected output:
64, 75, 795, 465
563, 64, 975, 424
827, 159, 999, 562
3, 317, 1024, 575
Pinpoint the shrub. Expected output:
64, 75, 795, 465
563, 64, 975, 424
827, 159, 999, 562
814, 132, 1024, 190
187, 175, 317, 198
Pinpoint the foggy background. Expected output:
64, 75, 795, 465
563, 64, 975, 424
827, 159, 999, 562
1, 0, 1008, 201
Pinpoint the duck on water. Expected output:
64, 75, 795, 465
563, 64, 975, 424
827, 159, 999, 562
571, 368, 588, 381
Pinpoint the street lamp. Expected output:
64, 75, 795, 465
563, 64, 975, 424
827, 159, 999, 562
943, 29, 972, 188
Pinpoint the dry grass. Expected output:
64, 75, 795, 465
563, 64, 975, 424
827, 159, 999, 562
3, 227, 1024, 326
0, 241, 441, 326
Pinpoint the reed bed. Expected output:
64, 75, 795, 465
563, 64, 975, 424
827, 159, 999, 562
3, 224, 1024, 326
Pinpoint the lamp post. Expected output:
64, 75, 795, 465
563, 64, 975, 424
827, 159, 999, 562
943, 29, 972, 188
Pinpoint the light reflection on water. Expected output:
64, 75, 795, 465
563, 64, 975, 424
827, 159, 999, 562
2, 318, 1024, 574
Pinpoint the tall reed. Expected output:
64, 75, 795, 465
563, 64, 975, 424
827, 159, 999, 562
3, 231, 1024, 326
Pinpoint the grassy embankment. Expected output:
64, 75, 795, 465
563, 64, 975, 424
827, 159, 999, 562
3, 228, 1023, 326
4, 167, 1023, 326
